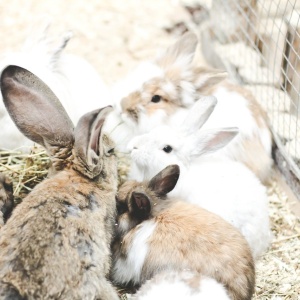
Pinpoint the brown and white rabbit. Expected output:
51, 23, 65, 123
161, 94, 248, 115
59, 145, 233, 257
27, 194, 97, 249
0, 66, 119, 300
107, 32, 272, 184
112, 165, 255, 300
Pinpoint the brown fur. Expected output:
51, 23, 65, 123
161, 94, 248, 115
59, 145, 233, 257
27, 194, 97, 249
0, 66, 119, 300
0, 174, 14, 228
113, 167, 255, 300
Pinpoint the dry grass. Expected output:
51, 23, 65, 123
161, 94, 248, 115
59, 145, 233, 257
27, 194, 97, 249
1, 148, 299, 299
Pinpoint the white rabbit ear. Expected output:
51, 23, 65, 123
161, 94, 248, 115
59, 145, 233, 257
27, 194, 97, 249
0, 65, 74, 153
156, 32, 198, 68
195, 68, 227, 91
148, 165, 180, 197
73, 106, 113, 178
182, 96, 218, 135
184, 127, 239, 157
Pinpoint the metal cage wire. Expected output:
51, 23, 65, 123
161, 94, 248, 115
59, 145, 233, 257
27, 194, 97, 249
203, 0, 300, 188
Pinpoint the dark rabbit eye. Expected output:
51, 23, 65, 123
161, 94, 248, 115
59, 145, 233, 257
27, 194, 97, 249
107, 148, 114, 155
162, 145, 173, 153
151, 95, 161, 103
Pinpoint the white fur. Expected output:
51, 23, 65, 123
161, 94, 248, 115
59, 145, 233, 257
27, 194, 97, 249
128, 125, 271, 259
107, 34, 272, 182
0, 26, 110, 151
112, 220, 157, 285
134, 271, 230, 300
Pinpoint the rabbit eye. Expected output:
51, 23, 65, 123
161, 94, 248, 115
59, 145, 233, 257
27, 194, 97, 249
107, 148, 115, 155
162, 145, 173, 153
151, 95, 161, 103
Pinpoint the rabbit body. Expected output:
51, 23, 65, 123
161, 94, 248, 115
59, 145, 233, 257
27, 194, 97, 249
108, 32, 272, 183
112, 165, 255, 300
128, 121, 271, 259
0, 65, 119, 299
133, 271, 230, 300
0, 23, 110, 151
0, 168, 118, 299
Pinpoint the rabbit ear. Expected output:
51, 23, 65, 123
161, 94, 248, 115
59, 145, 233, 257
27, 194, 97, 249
148, 165, 180, 197
156, 32, 198, 68
0, 65, 74, 154
184, 127, 239, 157
182, 96, 218, 135
195, 68, 227, 91
130, 192, 151, 220
73, 106, 113, 178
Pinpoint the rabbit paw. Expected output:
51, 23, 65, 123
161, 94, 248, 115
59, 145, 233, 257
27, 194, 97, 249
0, 173, 14, 226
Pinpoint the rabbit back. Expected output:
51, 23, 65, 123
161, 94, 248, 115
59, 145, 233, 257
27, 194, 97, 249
113, 201, 254, 300
0, 169, 118, 299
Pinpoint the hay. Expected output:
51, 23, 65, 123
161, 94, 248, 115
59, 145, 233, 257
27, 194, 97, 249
0, 146, 50, 203
254, 179, 300, 299
1, 147, 299, 298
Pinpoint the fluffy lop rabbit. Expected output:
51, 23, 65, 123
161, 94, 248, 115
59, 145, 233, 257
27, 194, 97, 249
0, 66, 119, 300
0, 21, 110, 151
133, 271, 231, 300
107, 32, 272, 183
128, 96, 271, 259
112, 165, 255, 300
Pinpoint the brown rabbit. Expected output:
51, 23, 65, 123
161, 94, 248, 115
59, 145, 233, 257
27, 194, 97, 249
0, 66, 119, 300
111, 165, 255, 300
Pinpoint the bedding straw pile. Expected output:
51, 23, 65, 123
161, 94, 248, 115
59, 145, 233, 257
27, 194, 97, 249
0, 0, 299, 299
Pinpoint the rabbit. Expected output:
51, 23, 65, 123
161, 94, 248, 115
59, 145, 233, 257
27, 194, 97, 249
0, 19, 111, 151
127, 96, 271, 260
111, 165, 255, 300
0, 173, 14, 229
0, 65, 119, 300
132, 271, 231, 300
106, 31, 273, 184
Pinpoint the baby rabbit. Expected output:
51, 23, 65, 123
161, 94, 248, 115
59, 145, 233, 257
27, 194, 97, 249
0, 20, 110, 151
133, 271, 231, 300
128, 96, 271, 259
108, 32, 272, 183
0, 66, 119, 299
112, 165, 255, 300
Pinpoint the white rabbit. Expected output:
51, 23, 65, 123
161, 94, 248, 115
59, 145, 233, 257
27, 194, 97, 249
0, 20, 111, 151
127, 96, 271, 259
106, 32, 272, 183
133, 271, 231, 300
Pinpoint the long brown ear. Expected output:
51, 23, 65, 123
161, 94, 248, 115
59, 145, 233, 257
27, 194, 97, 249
148, 165, 180, 197
0, 65, 74, 155
73, 106, 113, 178
156, 32, 198, 68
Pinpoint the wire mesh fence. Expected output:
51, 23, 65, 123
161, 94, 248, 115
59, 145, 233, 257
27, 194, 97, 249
201, 0, 300, 191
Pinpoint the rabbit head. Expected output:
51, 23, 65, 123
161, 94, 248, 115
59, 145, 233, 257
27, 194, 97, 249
113, 32, 227, 134
0, 65, 119, 299
1, 65, 115, 179
115, 164, 179, 239
127, 96, 238, 181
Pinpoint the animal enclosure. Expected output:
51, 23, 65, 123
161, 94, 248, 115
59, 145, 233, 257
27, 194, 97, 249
201, 0, 300, 195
